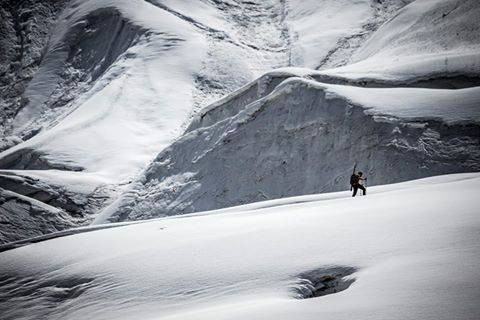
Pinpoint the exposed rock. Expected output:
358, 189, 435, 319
0, 188, 77, 244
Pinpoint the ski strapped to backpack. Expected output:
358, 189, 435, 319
350, 162, 357, 190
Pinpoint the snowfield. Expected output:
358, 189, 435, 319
1, 173, 479, 320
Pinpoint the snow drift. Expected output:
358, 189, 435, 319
0, 187, 76, 243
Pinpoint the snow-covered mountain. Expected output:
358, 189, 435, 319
1, 0, 479, 319
0, 1, 479, 239
96, 0, 480, 222
0, 0, 423, 242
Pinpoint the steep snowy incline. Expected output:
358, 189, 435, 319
0, 0, 419, 174
94, 0, 480, 222
285, 0, 413, 69
1, 173, 479, 320
0, 0, 207, 178
0, 169, 116, 244
0, 187, 77, 243
141, 0, 294, 114
96, 73, 480, 222
321, 0, 480, 86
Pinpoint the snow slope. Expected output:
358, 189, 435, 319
0, 0, 303, 240
0, 0, 419, 179
94, 0, 480, 223
321, 0, 480, 85
1, 1, 478, 318
0, 0, 207, 178
0, 169, 115, 243
286, 0, 413, 69
96, 72, 480, 222
0, 0, 70, 141
1, 173, 479, 320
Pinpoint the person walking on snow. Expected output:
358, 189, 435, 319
351, 171, 366, 197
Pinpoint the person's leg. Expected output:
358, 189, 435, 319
359, 185, 366, 195
352, 185, 358, 197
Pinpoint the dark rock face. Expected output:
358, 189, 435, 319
291, 266, 357, 299
0, 0, 69, 142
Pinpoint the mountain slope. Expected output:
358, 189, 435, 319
321, 0, 480, 86
95, 0, 480, 222
97, 73, 480, 222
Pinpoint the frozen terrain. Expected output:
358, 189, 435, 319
1, 173, 479, 320
321, 0, 480, 86
0, 0, 421, 241
0, 1, 479, 239
1, 0, 479, 318
97, 72, 480, 222
96, 0, 480, 222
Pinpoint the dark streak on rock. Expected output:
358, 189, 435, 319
291, 266, 357, 299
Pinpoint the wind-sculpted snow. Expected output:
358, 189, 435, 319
0, 1, 479, 318
327, 84, 480, 124
322, 0, 480, 86
1, 174, 479, 319
286, 0, 413, 69
97, 75, 480, 222
1, 0, 147, 142
0, 0, 207, 176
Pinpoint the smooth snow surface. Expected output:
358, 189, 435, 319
323, 0, 480, 83
1, 173, 479, 320
324, 83, 480, 124
285, 0, 412, 69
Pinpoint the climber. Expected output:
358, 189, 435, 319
350, 171, 366, 197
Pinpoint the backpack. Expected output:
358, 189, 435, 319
350, 174, 359, 186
